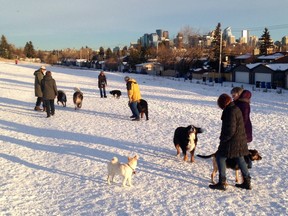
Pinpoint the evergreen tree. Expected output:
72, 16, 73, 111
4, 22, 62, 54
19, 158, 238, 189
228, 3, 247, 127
23, 41, 36, 58
259, 28, 274, 55
211, 23, 224, 72
105, 48, 112, 59
0, 35, 12, 59
99, 47, 105, 60
211, 23, 222, 61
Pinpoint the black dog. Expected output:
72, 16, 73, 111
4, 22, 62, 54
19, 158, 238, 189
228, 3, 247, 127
57, 90, 67, 107
73, 88, 83, 110
173, 125, 203, 162
197, 149, 262, 184
110, 90, 122, 99
138, 99, 149, 120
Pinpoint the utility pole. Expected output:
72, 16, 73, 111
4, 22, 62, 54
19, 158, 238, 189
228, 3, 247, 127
218, 30, 222, 79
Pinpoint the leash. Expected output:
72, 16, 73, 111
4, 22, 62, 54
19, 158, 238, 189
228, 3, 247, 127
127, 163, 136, 174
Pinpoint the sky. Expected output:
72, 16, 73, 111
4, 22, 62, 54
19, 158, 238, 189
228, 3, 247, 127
1, 61, 287, 215
1, 0, 288, 50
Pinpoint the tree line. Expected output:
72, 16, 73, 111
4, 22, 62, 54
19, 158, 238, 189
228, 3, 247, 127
0, 24, 283, 75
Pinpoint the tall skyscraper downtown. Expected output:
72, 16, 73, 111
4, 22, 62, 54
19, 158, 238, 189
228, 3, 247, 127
241, 30, 249, 43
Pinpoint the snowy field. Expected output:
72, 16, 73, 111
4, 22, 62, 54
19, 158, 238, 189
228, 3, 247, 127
0, 61, 287, 216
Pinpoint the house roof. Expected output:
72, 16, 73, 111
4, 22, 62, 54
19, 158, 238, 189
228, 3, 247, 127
258, 53, 284, 60
235, 54, 252, 59
266, 64, 288, 71
246, 63, 262, 69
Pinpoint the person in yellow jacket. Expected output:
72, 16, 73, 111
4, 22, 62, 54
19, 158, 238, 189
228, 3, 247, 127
124, 76, 142, 121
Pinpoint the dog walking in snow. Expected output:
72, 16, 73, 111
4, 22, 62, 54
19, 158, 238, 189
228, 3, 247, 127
73, 87, 83, 110
107, 155, 139, 187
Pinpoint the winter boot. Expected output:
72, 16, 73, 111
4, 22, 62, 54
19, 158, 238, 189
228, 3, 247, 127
209, 182, 226, 191
235, 177, 251, 190
34, 106, 42, 111
209, 177, 226, 191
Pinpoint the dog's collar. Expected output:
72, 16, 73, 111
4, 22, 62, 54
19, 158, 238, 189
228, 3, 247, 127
127, 163, 136, 174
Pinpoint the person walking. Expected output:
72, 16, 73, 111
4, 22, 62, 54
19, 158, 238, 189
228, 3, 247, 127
34, 66, 46, 111
41, 71, 58, 118
124, 76, 142, 121
98, 71, 107, 98
231, 87, 253, 168
209, 93, 251, 191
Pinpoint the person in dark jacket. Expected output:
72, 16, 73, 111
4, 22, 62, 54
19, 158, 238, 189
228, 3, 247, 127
34, 66, 46, 111
41, 71, 58, 118
231, 87, 253, 168
98, 71, 107, 98
231, 88, 253, 143
209, 93, 251, 191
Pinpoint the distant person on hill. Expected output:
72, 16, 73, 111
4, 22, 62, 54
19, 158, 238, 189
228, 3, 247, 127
231, 87, 253, 168
124, 76, 142, 121
34, 66, 46, 111
41, 71, 58, 118
98, 71, 107, 98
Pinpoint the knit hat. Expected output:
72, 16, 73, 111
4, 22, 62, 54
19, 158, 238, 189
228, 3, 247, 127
230, 86, 243, 95
124, 76, 130, 82
45, 71, 52, 76
40, 66, 46, 70
240, 90, 252, 99
217, 93, 232, 109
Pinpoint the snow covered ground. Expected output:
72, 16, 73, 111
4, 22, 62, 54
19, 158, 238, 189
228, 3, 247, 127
1, 61, 287, 216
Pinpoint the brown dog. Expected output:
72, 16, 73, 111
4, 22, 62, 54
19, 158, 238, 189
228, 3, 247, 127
197, 149, 262, 184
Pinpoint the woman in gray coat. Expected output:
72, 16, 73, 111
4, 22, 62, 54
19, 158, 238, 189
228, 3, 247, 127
41, 71, 58, 118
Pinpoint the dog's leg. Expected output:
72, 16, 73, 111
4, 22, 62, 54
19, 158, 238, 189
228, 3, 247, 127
183, 154, 188, 161
122, 177, 128, 187
127, 176, 133, 187
140, 112, 144, 119
175, 144, 181, 157
235, 170, 241, 183
107, 175, 111, 185
145, 110, 149, 120
190, 149, 196, 163
211, 157, 218, 184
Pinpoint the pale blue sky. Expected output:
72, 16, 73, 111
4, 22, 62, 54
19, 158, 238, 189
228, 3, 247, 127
1, 0, 287, 50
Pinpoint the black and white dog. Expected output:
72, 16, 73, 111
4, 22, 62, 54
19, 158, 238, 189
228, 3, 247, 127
73, 87, 83, 110
57, 90, 67, 107
173, 125, 204, 162
138, 99, 149, 120
110, 90, 122, 99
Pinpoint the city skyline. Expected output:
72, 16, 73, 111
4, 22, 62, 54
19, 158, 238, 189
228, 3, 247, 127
1, 0, 287, 50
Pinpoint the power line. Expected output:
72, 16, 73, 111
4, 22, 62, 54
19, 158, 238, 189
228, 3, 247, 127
232, 24, 288, 32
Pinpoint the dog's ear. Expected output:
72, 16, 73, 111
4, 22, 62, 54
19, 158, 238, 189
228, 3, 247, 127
196, 127, 204, 133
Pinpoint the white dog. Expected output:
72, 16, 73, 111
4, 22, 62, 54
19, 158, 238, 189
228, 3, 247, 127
107, 155, 139, 187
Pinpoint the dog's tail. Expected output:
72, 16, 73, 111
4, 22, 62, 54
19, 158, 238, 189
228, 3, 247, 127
196, 154, 214, 159
111, 157, 119, 164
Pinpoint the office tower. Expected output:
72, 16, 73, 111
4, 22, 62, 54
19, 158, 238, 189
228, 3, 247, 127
241, 30, 249, 44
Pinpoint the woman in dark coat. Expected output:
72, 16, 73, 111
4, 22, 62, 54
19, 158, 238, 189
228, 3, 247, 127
98, 71, 107, 98
41, 71, 58, 118
209, 94, 251, 191
231, 88, 253, 143
231, 88, 253, 168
